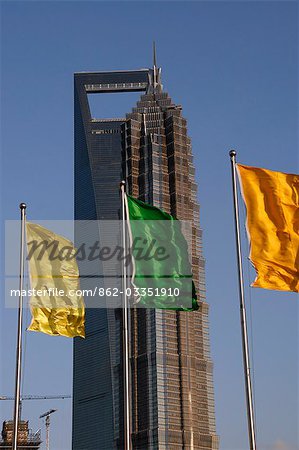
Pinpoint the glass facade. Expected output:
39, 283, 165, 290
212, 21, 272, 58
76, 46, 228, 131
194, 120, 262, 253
73, 68, 219, 450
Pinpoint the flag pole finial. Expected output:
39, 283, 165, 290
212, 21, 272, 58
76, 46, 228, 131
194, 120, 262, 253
229, 149, 237, 159
120, 181, 126, 194
19, 203, 27, 211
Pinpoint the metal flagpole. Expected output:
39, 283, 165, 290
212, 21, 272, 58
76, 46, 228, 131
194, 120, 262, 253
12, 202, 27, 450
120, 181, 131, 450
229, 151, 257, 450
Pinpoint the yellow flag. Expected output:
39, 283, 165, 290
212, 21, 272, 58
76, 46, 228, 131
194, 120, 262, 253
237, 164, 299, 293
26, 223, 85, 337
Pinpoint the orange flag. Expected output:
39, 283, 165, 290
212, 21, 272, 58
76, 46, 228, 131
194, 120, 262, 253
237, 164, 299, 293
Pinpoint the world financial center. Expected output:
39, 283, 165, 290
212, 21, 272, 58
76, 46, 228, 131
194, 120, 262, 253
72, 56, 219, 450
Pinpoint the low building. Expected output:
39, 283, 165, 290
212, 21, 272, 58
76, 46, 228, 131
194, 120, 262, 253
0, 420, 41, 449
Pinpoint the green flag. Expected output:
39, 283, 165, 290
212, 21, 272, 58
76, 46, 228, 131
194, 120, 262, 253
126, 195, 198, 311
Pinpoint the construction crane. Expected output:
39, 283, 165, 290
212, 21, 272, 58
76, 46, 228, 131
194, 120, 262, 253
0, 394, 71, 419
0, 394, 71, 448
0, 395, 71, 401
39, 409, 57, 450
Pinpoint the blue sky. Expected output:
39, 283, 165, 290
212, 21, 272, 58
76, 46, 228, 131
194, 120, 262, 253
0, 1, 298, 449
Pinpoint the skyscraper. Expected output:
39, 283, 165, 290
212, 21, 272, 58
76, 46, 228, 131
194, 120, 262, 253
73, 54, 219, 450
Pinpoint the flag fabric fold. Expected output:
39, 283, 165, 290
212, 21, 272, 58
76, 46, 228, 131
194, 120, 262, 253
26, 222, 85, 337
126, 195, 198, 310
237, 164, 299, 293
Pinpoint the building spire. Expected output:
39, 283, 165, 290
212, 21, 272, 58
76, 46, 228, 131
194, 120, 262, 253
148, 41, 163, 94
153, 41, 157, 69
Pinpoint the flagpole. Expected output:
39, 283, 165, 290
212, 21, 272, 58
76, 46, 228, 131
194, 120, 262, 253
12, 202, 26, 450
120, 181, 131, 450
229, 151, 257, 450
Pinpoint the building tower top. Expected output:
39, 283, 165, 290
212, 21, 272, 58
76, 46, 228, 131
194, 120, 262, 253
148, 42, 163, 94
